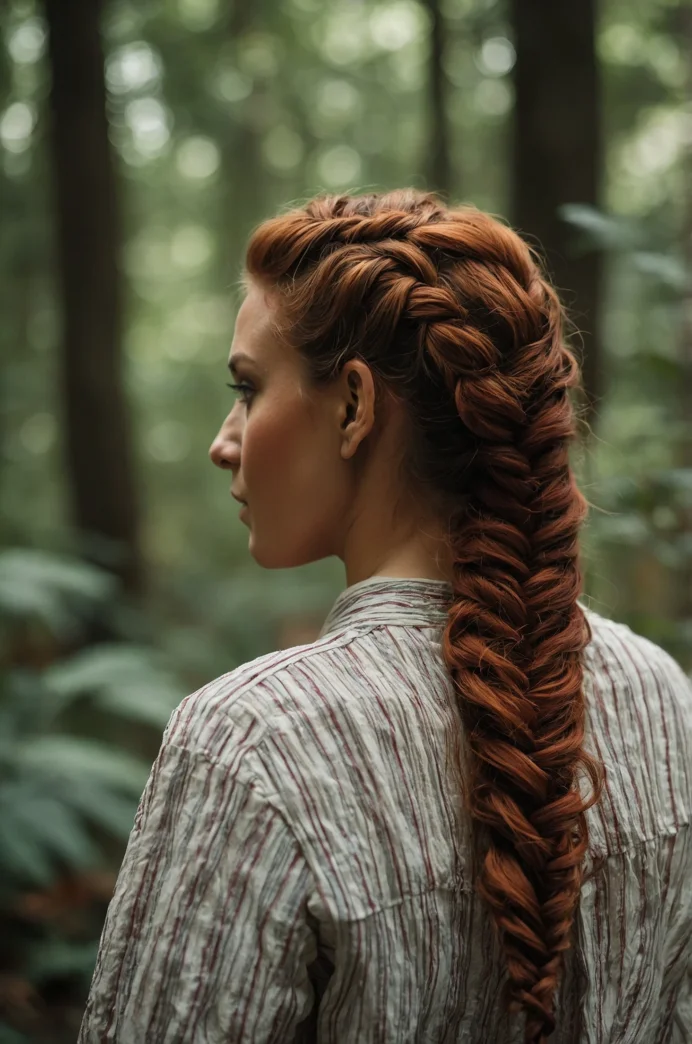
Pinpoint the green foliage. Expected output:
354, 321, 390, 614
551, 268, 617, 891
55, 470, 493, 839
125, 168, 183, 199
560, 201, 692, 667
583, 464, 692, 660
44, 644, 186, 728
0, 549, 116, 648
561, 203, 688, 291
25, 936, 100, 987
0, 550, 178, 893
0, 548, 188, 1038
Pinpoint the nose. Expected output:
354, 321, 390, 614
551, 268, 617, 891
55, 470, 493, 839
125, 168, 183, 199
209, 423, 240, 471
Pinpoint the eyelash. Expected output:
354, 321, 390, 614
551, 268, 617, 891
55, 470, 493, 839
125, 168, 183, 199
226, 381, 254, 405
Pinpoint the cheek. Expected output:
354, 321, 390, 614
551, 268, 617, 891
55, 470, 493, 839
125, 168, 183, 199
242, 395, 334, 505
241, 394, 348, 567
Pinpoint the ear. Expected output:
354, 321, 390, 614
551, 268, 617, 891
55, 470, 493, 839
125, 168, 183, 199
339, 359, 377, 460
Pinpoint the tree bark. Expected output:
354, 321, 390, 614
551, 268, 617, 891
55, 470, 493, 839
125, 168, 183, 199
217, 2, 269, 288
421, 0, 452, 198
509, 0, 603, 421
43, 0, 142, 592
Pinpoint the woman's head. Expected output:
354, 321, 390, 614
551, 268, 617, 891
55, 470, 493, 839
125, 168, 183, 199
211, 188, 603, 1042
209, 276, 455, 581
209, 193, 467, 582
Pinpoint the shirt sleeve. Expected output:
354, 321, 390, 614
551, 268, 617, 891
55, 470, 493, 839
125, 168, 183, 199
78, 735, 317, 1043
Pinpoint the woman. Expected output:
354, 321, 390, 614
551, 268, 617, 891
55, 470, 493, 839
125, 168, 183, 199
78, 190, 691, 1043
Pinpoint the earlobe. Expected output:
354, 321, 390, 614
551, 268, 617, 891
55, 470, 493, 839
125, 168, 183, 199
340, 400, 360, 459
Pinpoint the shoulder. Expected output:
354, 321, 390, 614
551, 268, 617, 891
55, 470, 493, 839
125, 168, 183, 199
162, 630, 354, 765
581, 603, 692, 705
580, 603, 692, 839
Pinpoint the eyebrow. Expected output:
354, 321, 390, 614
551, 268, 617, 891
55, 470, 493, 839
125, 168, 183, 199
227, 352, 255, 375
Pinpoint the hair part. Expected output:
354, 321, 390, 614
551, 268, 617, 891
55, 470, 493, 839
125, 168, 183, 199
244, 188, 604, 1043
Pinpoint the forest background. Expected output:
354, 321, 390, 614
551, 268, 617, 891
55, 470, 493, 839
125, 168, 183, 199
1, 0, 691, 1039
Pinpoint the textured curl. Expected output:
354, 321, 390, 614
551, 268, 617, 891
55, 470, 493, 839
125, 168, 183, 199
245, 189, 604, 1042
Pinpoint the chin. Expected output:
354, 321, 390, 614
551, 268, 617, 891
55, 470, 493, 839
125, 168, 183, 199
247, 535, 297, 570
247, 532, 333, 571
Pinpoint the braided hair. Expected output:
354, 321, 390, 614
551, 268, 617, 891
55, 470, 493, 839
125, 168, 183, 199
244, 189, 604, 1043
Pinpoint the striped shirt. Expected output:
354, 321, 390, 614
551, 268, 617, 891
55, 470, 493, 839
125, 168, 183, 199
78, 575, 692, 1043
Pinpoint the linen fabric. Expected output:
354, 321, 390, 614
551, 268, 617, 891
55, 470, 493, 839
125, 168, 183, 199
78, 576, 692, 1043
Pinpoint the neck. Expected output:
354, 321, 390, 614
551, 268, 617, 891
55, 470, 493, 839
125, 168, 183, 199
341, 509, 455, 589
337, 407, 456, 588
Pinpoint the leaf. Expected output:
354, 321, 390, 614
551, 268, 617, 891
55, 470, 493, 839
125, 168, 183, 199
0, 778, 100, 865
43, 644, 184, 728
559, 204, 640, 251
0, 768, 140, 891
0, 549, 115, 639
1, 791, 98, 871
0, 815, 55, 887
590, 473, 640, 508
0, 669, 57, 742
631, 251, 687, 290
656, 468, 692, 500
57, 781, 139, 840
18, 736, 150, 797
25, 937, 99, 986
592, 512, 650, 546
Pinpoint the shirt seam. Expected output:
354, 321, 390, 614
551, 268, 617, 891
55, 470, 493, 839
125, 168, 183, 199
313, 822, 692, 925
160, 738, 309, 837
209, 606, 678, 727
160, 741, 690, 928
160, 736, 329, 904
195, 623, 440, 726
584, 819, 690, 876
210, 628, 378, 708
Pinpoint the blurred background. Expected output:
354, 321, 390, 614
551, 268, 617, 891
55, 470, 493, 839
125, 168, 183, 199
0, 0, 690, 1038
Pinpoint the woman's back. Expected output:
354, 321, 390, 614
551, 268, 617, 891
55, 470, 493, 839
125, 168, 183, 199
80, 575, 692, 1042
301, 577, 692, 1042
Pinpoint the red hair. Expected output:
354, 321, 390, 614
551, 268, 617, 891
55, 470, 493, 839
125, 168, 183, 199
244, 189, 604, 1042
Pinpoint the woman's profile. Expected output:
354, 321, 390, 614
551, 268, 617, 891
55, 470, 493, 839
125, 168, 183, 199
78, 190, 691, 1043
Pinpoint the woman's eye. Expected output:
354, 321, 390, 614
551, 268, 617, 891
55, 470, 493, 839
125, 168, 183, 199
226, 382, 254, 406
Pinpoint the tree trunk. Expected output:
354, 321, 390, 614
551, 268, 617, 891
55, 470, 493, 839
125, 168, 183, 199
215, 2, 270, 290
509, 0, 603, 421
43, 0, 142, 593
421, 0, 452, 198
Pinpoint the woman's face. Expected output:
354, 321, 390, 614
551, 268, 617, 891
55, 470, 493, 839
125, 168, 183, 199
208, 281, 354, 569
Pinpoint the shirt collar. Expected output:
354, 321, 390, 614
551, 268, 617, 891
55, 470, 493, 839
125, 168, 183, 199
318, 575, 455, 639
